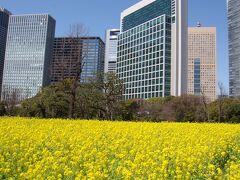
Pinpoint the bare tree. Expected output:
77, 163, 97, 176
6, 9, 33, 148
99, 73, 124, 120
218, 82, 227, 122
1, 86, 19, 104
1, 86, 21, 115
48, 23, 90, 118
51, 24, 89, 82
68, 23, 89, 38
67, 23, 89, 118
200, 86, 210, 122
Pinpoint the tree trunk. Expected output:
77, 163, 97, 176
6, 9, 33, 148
69, 79, 78, 119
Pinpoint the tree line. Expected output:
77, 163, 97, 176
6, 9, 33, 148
0, 73, 239, 123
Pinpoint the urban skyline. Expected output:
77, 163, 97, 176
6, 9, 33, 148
0, 0, 232, 100
0, 7, 107, 101
1, 0, 228, 92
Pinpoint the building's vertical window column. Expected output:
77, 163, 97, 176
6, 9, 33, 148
171, 0, 176, 22
164, 16, 172, 96
194, 58, 201, 95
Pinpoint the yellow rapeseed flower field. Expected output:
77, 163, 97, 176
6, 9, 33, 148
0, 117, 240, 179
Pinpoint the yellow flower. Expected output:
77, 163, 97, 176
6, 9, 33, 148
0, 117, 240, 179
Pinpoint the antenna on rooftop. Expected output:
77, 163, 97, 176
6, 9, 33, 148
197, 22, 202, 27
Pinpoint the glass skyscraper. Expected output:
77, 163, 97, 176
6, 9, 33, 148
104, 29, 120, 73
1, 14, 56, 101
81, 37, 105, 83
0, 8, 11, 96
51, 37, 105, 84
117, 0, 188, 100
228, 0, 240, 97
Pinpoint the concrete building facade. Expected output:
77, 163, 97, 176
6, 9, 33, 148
188, 26, 217, 102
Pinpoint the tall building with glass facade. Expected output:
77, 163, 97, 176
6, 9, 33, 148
117, 0, 188, 99
0, 8, 11, 96
80, 37, 105, 83
1, 14, 56, 101
188, 26, 217, 102
104, 29, 120, 73
228, 0, 240, 97
52, 37, 105, 84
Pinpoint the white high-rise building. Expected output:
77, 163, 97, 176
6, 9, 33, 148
170, 0, 188, 96
104, 29, 120, 73
117, 0, 188, 99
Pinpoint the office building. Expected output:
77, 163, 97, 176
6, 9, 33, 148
104, 29, 120, 73
1, 14, 56, 101
117, 0, 188, 99
228, 0, 240, 97
51, 37, 105, 83
51, 38, 82, 83
188, 25, 217, 102
77, 37, 105, 83
0, 8, 11, 96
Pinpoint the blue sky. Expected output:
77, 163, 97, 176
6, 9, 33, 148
1, 0, 229, 92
